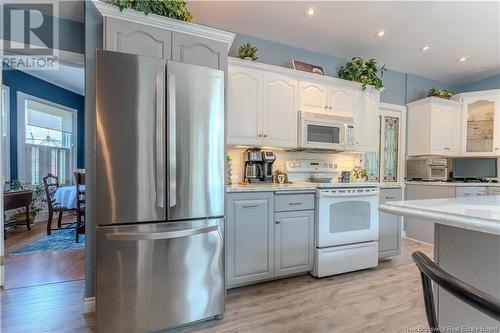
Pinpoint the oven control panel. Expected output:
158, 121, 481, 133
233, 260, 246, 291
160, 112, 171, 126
318, 187, 379, 196
286, 159, 339, 173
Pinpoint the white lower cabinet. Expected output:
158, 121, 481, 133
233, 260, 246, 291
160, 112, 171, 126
274, 210, 314, 277
226, 191, 315, 288
378, 188, 402, 259
226, 192, 274, 287
455, 186, 488, 197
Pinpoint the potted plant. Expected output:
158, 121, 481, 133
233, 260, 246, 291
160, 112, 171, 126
351, 167, 368, 182
238, 43, 258, 61
338, 57, 387, 90
9, 179, 48, 222
105, 0, 194, 22
427, 87, 454, 99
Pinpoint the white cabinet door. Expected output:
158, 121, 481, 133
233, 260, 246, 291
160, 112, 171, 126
328, 86, 354, 117
379, 188, 402, 258
227, 66, 263, 146
274, 210, 314, 277
298, 81, 328, 113
431, 105, 460, 156
104, 17, 172, 59
354, 91, 380, 151
461, 94, 500, 156
262, 73, 298, 148
226, 192, 274, 287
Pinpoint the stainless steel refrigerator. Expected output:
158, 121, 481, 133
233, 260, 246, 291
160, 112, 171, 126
95, 50, 225, 333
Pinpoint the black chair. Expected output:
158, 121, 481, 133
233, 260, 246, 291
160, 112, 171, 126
412, 251, 500, 332
74, 171, 85, 243
42, 173, 76, 235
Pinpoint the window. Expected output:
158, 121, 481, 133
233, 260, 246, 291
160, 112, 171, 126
17, 93, 77, 185
1, 86, 10, 183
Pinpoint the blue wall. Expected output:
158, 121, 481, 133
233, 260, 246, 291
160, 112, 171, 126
459, 74, 500, 93
230, 34, 486, 105
2, 66, 85, 180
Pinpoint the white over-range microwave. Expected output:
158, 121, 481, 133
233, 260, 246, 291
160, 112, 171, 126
297, 111, 356, 151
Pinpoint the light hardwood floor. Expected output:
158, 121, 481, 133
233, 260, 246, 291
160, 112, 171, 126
4, 216, 85, 289
0, 238, 432, 333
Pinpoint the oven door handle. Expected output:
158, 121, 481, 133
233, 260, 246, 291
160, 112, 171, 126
319, 192, 379, 198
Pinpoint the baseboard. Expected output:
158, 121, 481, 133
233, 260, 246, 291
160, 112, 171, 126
83, 297, 96, 314
402, 235, 433, 246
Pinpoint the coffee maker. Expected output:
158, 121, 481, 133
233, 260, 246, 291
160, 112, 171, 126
244, 148, 276, 183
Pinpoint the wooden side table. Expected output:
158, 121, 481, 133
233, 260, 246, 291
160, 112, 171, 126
4, 190, 33, 238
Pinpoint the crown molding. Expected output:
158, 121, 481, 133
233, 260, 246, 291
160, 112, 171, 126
92, 1, 235, 51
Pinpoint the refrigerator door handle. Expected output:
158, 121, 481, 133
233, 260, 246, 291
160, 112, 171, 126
105, 225, 218, 241
156, 70, 166, 208
168, 71, 177, 208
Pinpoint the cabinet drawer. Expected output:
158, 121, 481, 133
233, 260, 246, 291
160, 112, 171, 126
275, 193, 314, 212
379, 188, 402, 203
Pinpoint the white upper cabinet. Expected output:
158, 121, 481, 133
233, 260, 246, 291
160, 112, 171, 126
226, 58, 381, 150
262, 72, 298, 148
328, 86, 355, 117
227, 62, 298, 148
354, 90, 380, 151
407, 97, 461, 156
299, 81, 354, 117
430, 104, 461, 155
298, 81, 328, 113
227, 66, 263, 146
456, 91, 500, 156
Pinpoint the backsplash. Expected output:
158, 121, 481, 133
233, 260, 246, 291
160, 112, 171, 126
227, 147, 367, 184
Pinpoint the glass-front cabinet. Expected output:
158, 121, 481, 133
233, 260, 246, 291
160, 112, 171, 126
461, 92, 500, 156
378, 106, 405, 184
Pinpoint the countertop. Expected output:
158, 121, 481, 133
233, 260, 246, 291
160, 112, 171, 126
379, 196, 500, 236
226, 182, 392, 193
406, 181, 500, 187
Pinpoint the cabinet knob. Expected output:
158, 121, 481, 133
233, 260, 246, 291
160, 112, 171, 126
263, 134, 268, 138
324, 105, 328, 109
275, 220, 281, 224
495, 147, 499, 151
258, 134, 263, 137
329, 106, 333, 110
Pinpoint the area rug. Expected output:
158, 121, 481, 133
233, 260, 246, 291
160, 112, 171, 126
12, 227, 85, 254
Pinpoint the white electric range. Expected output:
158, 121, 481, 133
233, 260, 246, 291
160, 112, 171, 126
286, 159, 380, 277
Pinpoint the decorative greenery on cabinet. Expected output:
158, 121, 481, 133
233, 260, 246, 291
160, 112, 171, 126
427, 87, 454, 99
238, 43, 258, 61
338, 57, 386, 90
105, 0, 194, 22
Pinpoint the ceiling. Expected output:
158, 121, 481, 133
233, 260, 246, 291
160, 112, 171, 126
20, 62, 84, 95
187, 1, 500, 84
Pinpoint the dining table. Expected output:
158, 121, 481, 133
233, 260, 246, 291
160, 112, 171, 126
54, 184, 85, 209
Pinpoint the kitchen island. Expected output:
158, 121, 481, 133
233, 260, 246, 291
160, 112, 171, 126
379, 196, 500, 331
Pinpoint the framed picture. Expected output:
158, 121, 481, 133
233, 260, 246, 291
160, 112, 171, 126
292, 59, 325, 75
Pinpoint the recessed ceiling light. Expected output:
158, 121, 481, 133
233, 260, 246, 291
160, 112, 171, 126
457, 56, 469, 63
376, 30, 385, 38
421, 45, 431, 52
305, 7, 316, 17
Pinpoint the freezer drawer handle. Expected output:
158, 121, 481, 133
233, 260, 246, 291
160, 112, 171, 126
105, 225, 218, 241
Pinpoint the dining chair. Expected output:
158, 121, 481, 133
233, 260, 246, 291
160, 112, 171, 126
74, 171, 85, 243
42, 173, 75, 235
412, 251, 500, 332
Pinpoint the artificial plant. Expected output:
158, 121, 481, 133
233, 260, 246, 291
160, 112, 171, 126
427, 87, 454, 99
238, 43, 258, 61
105, 0, 194, 22
338, 57, 387, 90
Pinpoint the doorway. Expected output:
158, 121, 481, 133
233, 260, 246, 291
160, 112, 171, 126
1, 57, 85, 289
